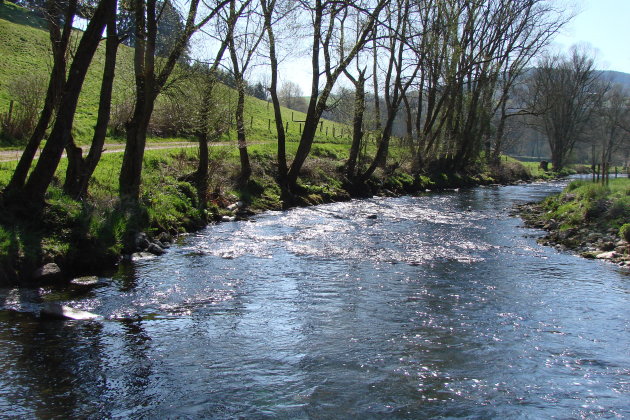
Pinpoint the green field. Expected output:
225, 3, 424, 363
0, 2, 352, 148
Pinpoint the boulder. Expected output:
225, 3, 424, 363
596, 251, 618, 260
157, 231, 173, 244
40, 303, 102, 320
135, 232, 151, 251
146, 243, 165, 256
586, 232, 602, 242
221, 215, 236, 222
33, 263, 62, 282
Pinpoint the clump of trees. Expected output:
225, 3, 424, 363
6, 0, 621, 215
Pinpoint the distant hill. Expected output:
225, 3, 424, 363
599, 70, 630, 89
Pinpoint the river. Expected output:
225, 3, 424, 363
0, 179, 628, 419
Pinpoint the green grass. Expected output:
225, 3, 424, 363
0, 2, 351, 147
541, 178, 630, 231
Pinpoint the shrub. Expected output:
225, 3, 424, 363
0, 74, 46, 143
620, 223, 630, 242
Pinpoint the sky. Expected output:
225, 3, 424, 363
280, 0, 630, 94
547, 0, 630, 73
190, 0, 630, 94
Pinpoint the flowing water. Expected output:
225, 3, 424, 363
0, 179, 628, 419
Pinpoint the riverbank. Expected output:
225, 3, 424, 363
517, 177, 630, 267
0, 144, 538, 285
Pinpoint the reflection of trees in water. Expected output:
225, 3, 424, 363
119, 317, 152, 386
0, 311, 108, 418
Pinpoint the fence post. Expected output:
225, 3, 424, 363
250, 116, 253, 128
299, 123, 302, 134
7, 100, 14, 125
285, 121, 289, 133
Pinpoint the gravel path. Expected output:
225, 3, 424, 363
0, 141, 242, 163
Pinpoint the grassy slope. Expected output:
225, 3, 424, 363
0, 2, 350, 146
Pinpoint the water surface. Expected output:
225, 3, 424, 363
1, 180, 628, 418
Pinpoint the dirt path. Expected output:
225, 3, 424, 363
0, 141, 242, 163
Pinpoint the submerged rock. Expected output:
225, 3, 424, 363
70, 276, 100, 288
40, 303, 102, 320
131, 252, 156, 261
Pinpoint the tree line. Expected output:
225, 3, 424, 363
2, 0, 628, 213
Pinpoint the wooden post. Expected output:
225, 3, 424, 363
333, 126, 335, 137
285, 121, 289, 133
319, 121, 323, 132
268, 119, 271, 132
299, 123, 302, 134
7, 100, 14, 125
326, 127, 328, 137
250, 116, 253, 128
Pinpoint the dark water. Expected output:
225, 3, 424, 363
1, 180, 629, 419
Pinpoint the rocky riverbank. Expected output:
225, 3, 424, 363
517, 178, 630, 267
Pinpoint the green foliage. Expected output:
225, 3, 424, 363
620, 224, 630, 242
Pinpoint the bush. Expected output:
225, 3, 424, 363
0, 74, 46, 143
620, 224, 630, 242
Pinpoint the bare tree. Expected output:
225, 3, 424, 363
118, 0, 231, 203
224, 0, 265, 184
594, 85, 630, 184
260, 0, 296, 186
527, 48, 604, 171
362, 0, 423, 181
278, 80, 305, 111
284, 0, 388, 200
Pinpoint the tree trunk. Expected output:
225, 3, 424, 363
262, 1, 287, 187
4, 0, 76, 196
360, 111, 396, 181
65, 10, 119, 199
22, 0, 113, 205
119, 107, 153, 202
235, 79, 251, 184
346, 73, 365, 179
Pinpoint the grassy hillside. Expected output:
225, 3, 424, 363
0, 2, 351, 146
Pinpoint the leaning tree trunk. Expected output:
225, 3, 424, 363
21, 0, 114, 205
4, 0, 76, 196
64, 10, 119, 199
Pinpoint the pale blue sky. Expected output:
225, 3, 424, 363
554, 0, 630, 73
